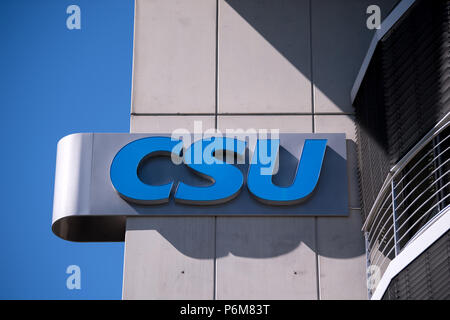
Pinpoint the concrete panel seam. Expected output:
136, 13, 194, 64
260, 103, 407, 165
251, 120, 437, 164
309, 0, 315, 132
131, 112, 355, 116
314, 217, 321, 300
213, 216, 217, 300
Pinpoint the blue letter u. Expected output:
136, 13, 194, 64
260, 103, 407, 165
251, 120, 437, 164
247, 139, 327, 205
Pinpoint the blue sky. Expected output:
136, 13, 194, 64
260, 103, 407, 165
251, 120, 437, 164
0, 0, 134, 299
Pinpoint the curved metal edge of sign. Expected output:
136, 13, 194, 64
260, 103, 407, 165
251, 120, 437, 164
52, 215, 126, 242
51, 132, 348, 242
51, 133, 126, 241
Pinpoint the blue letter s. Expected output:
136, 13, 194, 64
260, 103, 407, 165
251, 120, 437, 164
175, 137, 245, 205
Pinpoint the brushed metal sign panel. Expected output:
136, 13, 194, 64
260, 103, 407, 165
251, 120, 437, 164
52, 133, 348, 241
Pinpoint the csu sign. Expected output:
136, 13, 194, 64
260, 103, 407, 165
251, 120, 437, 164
110, 136, 327, 206
52, 133, 348, 241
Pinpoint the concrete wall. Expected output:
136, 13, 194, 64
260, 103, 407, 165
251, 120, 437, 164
123, 0, 398, 299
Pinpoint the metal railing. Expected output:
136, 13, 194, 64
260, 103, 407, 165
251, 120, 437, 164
364, 114, 450, 297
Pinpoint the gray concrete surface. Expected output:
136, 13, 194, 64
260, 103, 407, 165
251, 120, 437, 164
218, 0, 312, 113
131, 0, 216, 114
217, 115, 313, 133
215, 217, 317, 299
123, 217, 215, 299
316, 210, 367, 299
130, 115, 215, 133
311, 0, 398, 113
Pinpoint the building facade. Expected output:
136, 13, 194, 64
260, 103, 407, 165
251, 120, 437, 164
122, 0, 393, 300
353, 0, 450, 299
52, 0, 450, 300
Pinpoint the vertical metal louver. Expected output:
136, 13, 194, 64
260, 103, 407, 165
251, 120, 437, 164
355, 50, 391, 219
382, 231, 450, 300
354, 0, 450, 219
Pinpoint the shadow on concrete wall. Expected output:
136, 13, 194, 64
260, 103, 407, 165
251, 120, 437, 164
223, 0, 398, 112
128, 140, 365, 260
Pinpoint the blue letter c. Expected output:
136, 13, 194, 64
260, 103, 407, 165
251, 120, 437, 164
110, 137, 182, 204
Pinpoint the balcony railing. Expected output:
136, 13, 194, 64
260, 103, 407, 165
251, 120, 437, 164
364, 114, 450, 297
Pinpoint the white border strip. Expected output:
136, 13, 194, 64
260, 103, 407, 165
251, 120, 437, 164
351, 0, 417, 103
371, 206, 450, 299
